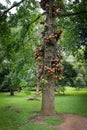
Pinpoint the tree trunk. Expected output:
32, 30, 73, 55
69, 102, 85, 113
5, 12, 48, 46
35, 0, 63, 115
40, 0, 58, 116
17, 87, 21, 92
41, 78, 55, 115
10, 88, 14, 96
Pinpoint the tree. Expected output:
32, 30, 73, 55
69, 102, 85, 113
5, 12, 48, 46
59, 0, 87, 61
0, 0, 87, 115
58, 60, 77, 87
0, 0, 40, 96
75, 73, 86, 90
73, 0, 87, 61
34, 0, 64, 115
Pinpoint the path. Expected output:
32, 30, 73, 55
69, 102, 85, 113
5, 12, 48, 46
29, 114, 87, 130
58, 114, 87, 130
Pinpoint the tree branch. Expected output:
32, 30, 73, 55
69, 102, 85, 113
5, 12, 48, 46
21, 14, 42, 44
1, 0, 24, 18
61, 10, 87, 17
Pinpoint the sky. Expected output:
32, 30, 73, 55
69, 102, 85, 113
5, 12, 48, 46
0, 0, 20, 5
0, 0, 21, 13
0, 0, 40, 5
0, 0, 40, 13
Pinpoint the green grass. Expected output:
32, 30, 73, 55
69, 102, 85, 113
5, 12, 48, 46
65, 87, 87, 95
0, 87, 87, 130
55, 87, 87, 116
0, 91, 56, 130
44, 117, 63, 125
55, 95, 87, 116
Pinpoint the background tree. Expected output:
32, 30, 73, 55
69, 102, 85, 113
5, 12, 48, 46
58, 60, 77, 87
59, 0, 87, 61
75, 73, 86, 90
0, 0, 40, 95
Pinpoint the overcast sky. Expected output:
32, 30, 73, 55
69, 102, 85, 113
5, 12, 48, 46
0, 0, 40, 5
0, 0, 20, 5
0, 0, 20, 13
0, 0, 41, 13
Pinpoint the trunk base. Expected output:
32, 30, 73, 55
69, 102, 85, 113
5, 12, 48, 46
10, 89, 14, 96
40, 110, 56, 116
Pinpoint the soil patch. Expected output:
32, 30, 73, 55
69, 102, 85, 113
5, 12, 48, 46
58, 114, 87, 130
29, 115, 47, 125
29, 114, 87, 130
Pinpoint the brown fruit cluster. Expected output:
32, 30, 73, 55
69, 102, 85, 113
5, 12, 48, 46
55, 65, 64, 74
43, 57, 64, 79
51, 57, 64, 80
40, 1, 62, 17
43, 64, 63, 80
44, 30, 62, 43
53, 65, 64, 80
44, 34, 55, 43
44, 66, 55, 75
34, 46, 44, 61
35, 1, 63, 82
51, 58, 60, 66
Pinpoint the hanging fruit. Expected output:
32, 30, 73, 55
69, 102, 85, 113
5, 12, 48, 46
34, 0, 64, 83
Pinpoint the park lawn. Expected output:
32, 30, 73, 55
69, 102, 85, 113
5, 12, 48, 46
65, 87, 87, 95
55, 87, 87, 116
0, 92, 56, 130
0, 88, 87, 130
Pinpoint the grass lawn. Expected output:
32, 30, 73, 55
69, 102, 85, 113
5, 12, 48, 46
0, 87, 87, 130
55, 87, 87, 116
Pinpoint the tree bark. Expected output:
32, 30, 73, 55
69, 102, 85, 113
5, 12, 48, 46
41, 78, 55, 115
40, 0, 57, 116
10, 88, 14, 96
35, 0, 63, 116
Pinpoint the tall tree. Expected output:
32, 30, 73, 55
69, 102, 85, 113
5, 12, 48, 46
0, 0, 86, 115
35, 0, 64, 115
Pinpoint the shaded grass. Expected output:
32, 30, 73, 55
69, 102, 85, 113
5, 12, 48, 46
0, 88, 87, 130
0, 91, 56, 130
18, 122, 57, 130
55, 95, 87, 116
44, 117, 63, 125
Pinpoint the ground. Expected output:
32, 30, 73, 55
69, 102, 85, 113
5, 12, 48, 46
29, 114, 87, 130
